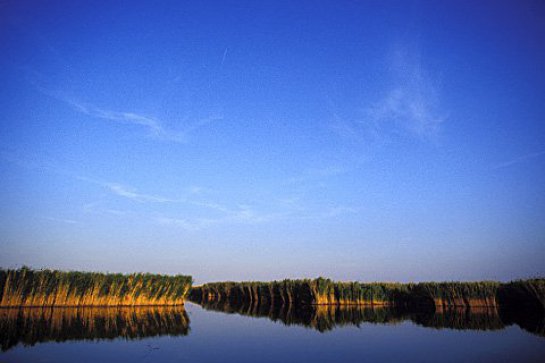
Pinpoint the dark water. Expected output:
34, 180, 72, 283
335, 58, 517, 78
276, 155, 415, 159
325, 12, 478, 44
1, 303, 544, 363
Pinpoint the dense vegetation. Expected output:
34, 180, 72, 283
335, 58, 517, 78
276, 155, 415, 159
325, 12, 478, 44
191, 277, 544, 309
497, 279, 545, 310
0, 267, 192, 307
190, 278, 406, 306
412, 281, 500, 308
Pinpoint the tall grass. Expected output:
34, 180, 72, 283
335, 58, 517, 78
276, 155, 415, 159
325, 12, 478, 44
191, 278, 544, 309
497, 279, 545, 310
0, 267, 192, 307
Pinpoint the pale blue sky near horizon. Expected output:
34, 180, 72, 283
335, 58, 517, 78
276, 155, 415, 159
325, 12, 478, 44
1, 1, 544, 284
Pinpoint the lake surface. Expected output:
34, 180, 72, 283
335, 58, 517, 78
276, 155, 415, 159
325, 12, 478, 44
1, 302, 544, 362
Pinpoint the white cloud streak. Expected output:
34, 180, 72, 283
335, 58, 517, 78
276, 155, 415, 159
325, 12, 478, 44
321, 206, 359, 218
45, 217, 78, 224
282, 166, 348, 186
72, 101, 184, 142
221, 47, 228, 68
30, 82, 222, 143
366, 46, 445, 139
156, 204, 279, 231
84, 179, 277, 226
74, 176, 192, 204
493, 150, 545, 170
104, 183, 182, 203
3, 150, 356, 230
330, 44, 446, 142
82, 179, 281, 230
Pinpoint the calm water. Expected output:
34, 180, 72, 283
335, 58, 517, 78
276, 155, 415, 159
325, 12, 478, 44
1, 302, 544, 363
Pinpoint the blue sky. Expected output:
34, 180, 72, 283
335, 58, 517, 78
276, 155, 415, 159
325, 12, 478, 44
1, 1, 544, 283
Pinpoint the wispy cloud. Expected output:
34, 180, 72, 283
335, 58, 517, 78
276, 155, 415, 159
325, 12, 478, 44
45, 217, 78, 224
66, 99, 223, 143
189, 201, 230, 213
76, 177, 200, 204
221, 47, 228, 68
83, 178, 268, 223
205, 191, 353, 227
493, 150, 545, 170
156, 204, 279, 231
77, 176, 277, 226
330, 44, 445, 142
91, 177, 360, 229
104, 183, 183, 203
3, 148, 359, 230
320, 206, 359, 218
156, 216, 205, 231
69, 100, 186, 142
181, 114, 223, 136
29, 81, 222, 143
83, 201, 130, 216
3, 149, 296, 229
81, 179, 277, 229
329, 112, 371, 144
366, 45, 445, 139
283, 165, 348, 186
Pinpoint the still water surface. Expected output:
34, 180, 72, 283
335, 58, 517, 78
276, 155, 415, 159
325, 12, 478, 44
1, 302, 544, 362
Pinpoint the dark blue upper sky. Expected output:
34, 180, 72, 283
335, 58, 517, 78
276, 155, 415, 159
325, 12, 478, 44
1, 1, 544, 283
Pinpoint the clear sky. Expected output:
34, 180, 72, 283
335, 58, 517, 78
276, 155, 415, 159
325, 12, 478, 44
1, 1, 544, 284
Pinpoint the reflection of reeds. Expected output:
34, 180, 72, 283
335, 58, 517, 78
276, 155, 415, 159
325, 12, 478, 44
413, 307, 505, 331
197, 298, 545, 337
309, 305, 408, 332
499, 307, 545, 337
0, 306, 190, 351
200, 299, 409, 332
